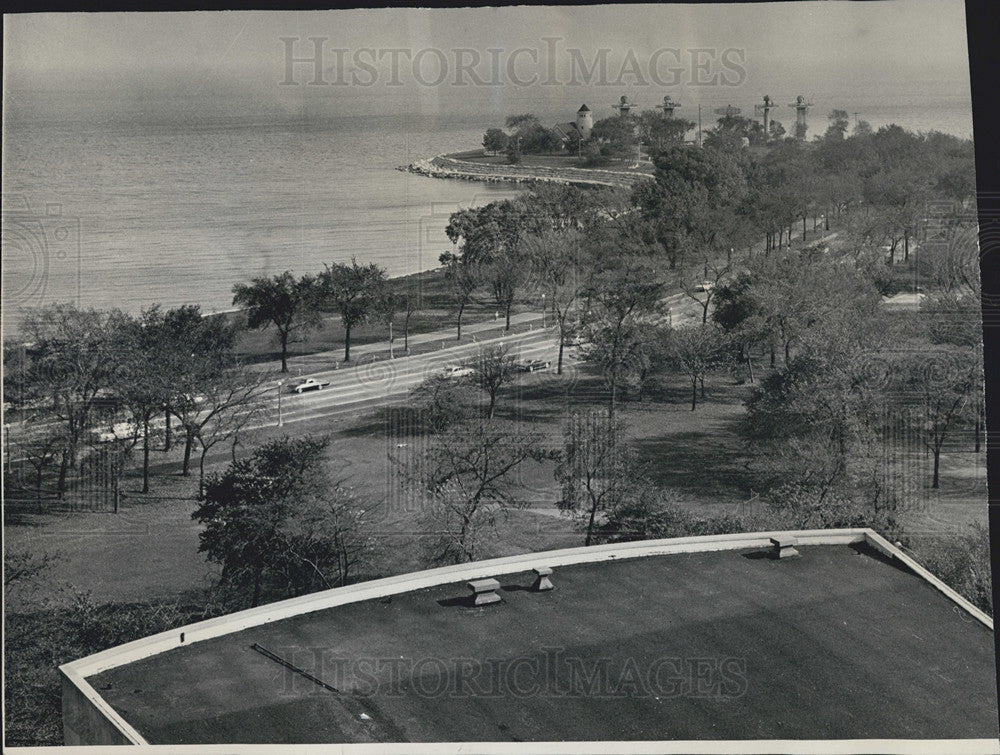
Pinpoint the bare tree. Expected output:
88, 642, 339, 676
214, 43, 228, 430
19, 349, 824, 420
402, 417, 545, 564
372, 281, 399, 358
401, 281, 421, 354
556, 410, 635, 546
679, 257, 732, 324
20, 305, 128, 497
191, 365, 271, 497
522, 226, 585, 374
472, 343, 519, 420
664, 324, 728, 410
439, 250, 480, 340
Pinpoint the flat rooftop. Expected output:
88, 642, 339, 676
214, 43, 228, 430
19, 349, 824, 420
88, 541, 998, 744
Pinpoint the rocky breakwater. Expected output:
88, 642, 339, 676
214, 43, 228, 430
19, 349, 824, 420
400, 154, 651, 188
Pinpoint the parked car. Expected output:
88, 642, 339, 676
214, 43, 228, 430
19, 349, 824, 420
517, 359, 550, 373
94, 421, 139, 443
291, 378, 331, 394
692, 280, 714, 293
442, 365, 474, 379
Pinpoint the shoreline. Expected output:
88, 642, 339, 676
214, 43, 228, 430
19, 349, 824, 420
400, 151, 653, 188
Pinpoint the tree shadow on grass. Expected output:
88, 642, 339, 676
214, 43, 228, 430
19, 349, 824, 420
632, 416, 751, 501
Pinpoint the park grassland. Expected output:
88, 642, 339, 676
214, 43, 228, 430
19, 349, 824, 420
4, 344, 988, 746
4, 118, 990, 745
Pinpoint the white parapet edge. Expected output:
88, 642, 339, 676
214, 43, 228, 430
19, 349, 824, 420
12, 738, 1000, 754
57, 527, 995, 747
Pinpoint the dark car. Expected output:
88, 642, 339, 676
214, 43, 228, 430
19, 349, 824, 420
517, 359, 550, 373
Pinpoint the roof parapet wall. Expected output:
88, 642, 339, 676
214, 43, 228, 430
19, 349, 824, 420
59, 528, 994, 747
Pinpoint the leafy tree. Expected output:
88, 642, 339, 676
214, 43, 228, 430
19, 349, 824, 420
114, 307, 176, 493
635, 145, 747, 270
894, 346, 977, 489
506, 140, 522, 164
590, 115, 639, 161
580, 258, 665, 418
704, 114, 765, 147
232, 271, 320, 373
504, 113, 540, 134
446, 200, 526, 330
438, 249, 481, 340
194, 435, 372, 606
740, 316, 913, 540
824, 109, 850, 141
318, 258, 386, 362
638, 111, 694, 152
482, 127, 508, 155
159, 305, 239, 457
580, 140, 612, 168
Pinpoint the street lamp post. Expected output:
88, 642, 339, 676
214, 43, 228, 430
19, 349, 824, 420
277, 380, 285, 427
541, 293, 546, 328
4, 423, 10, 475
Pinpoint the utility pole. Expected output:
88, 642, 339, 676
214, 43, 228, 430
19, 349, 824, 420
697, 104, 702, 147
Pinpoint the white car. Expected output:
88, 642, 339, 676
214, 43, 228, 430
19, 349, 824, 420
291, 378, 331, 394
692, 281, 714, 293
443, 365, 474, 379
95, 421, 139, 443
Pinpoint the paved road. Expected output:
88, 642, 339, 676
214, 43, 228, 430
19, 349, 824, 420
258, 285, 717, 428
259, 326, 569, 428
274, 311, 546, 375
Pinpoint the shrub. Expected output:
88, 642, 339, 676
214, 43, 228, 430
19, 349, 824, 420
910, 525, 993, 615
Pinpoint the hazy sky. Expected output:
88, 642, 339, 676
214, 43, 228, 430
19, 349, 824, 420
2, 1, 971, 124
4, 1, 969, 78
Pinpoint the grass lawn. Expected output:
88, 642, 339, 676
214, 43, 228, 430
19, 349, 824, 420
5, 354, 987, 609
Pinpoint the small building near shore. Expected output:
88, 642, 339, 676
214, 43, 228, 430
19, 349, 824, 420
552, 104, 593, 147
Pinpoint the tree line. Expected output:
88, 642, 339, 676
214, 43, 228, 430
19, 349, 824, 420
4, 304, 270, 502
483, 110, 694, 166
405, 112, 981, 560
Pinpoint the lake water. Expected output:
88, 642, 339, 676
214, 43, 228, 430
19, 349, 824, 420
1, 84, 975, 333
2, 108, 521, 331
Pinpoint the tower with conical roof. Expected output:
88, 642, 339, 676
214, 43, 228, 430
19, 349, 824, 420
576, 104, 593, 140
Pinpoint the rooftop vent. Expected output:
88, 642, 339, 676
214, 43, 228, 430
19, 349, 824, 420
770, 536, 800, 559
532, 566, 555, 591
468, 578, 502, 606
